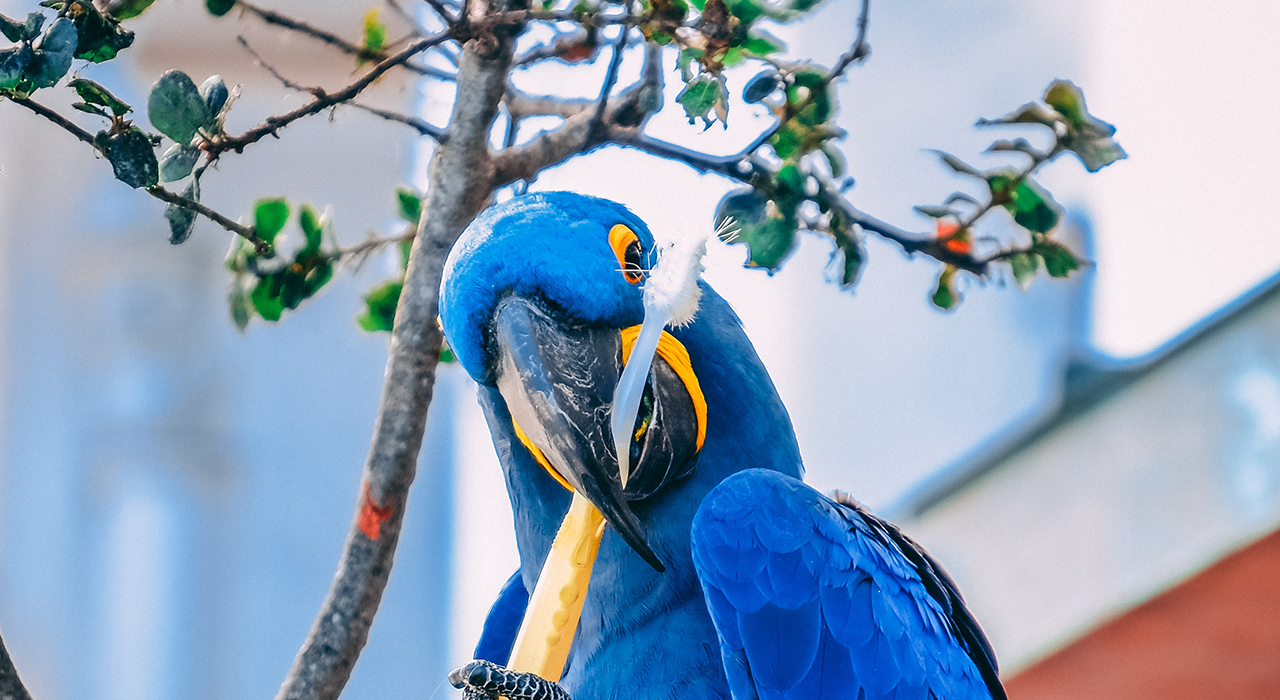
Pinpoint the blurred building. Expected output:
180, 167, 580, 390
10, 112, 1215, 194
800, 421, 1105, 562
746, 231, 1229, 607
895, 269, 1280, 697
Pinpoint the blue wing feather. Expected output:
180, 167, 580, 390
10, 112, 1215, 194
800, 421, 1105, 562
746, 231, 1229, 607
473, 570, 530, 666
692, 469, 1005, 700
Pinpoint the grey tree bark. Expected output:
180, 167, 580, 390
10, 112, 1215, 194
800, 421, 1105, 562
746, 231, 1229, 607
273, 3, 515, 699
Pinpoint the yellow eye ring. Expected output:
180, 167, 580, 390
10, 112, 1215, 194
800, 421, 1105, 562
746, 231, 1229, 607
608, 224, 644, 284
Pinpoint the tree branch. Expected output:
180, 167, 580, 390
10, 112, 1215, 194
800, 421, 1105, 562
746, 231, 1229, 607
586, 26, 630, 144
3, 95, 271, 253
238, 0, 456, 80
422, 0, 459, 25
7, 94, 95, 144
237, 36, 449, 141
348, 102, 449, 140
491, 90, 634, 185
272, 3, 516, 699
0, 630, 33, 700
331, 230, 417, 268
505, 87, 593, 120
603, 129, 1010, 276
818, 0, 871, 90
147, 185, 270, 253
210, 32, 450, 156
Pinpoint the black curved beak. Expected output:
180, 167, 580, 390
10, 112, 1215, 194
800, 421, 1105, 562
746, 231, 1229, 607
491, 296, 666, 572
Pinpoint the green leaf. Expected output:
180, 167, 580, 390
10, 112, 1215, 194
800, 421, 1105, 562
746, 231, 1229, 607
225, 238, 253, 273
164, 177, 199, 244
677, 76, 718, 122
726, 0, 765, 25
356, 278, 403, 332
769, 124, 802, 159
1035, 241, 1079, 278
0, 14, 26, 43
1064, 133, 1126, 172
721, 47, 746, 68
439, 340, 456, 363
65, 1, 135, 62
303, 260, 333, 296
1044, 80, 1086, 126
396, 186, 422, 223
298, 204, 322, 254
72, 101, 109, 117
253, 197, 289, 245
229, 283, 251, 331
148, 69, 209, 143
158, 143, 199, 182
0, 12, 42, 43
251, 276, 284, 321
831, 214, 863, 287
677, 47, 704, 83
740, 31, 783, 56
994, 177, 1060, 234
199, 74, 229, 124
0, 46, 33, 91
206, 0, 236, 16
26, 17, 77, 88
714, 188, 797, 270
775, 164, 804, 198
1008, 251, 1039, 289
361, 7, 386, 53
107, 0, 157, 20
821, 144, 846, 178
97, 126, 158, 188
932, 266, 958, 310
69, 77, 131, 115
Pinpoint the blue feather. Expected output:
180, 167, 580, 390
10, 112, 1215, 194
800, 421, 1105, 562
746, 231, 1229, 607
473, 570, 530, 666
693, 469, 999, 700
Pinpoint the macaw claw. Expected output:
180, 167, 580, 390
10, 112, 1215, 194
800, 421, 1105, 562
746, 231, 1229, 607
449, 660, 572, 700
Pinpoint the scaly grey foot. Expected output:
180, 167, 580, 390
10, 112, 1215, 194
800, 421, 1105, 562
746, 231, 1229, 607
449, 660, 572, 700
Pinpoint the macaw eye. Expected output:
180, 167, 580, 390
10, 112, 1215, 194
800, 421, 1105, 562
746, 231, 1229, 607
608, 224, 644, 284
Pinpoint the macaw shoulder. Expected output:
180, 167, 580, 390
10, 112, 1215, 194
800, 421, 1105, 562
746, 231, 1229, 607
690, 469, 1002, 700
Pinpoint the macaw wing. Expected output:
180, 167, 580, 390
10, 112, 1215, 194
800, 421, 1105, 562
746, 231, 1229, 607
474, 570, 530, 666
691, 469, 1004, 700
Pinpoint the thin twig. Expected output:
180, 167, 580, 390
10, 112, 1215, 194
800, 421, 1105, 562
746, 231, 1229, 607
586, 26, 630, 144
3, 95, 270, 253
332, 230, 417, 267
238, 0, 456, 80
147, 186, 271, 253
238, 36, 321, 94
478, 7, 643, 28
210, 32, 451, 156
238, 36, 449, 141
8, 95, 95, 144
817, 0, 871, 91
422, 0, 458, 25
348, 102, 449, 140
958, 143, 1063, 229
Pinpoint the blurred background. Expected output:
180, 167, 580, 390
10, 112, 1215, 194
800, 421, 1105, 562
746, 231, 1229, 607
2, 0, 1279, 699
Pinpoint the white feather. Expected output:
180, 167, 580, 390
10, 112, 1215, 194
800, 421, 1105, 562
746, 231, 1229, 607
611, 230, 711, 488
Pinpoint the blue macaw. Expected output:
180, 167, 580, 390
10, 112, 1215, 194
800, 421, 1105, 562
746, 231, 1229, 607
440, 192, 1006, 700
